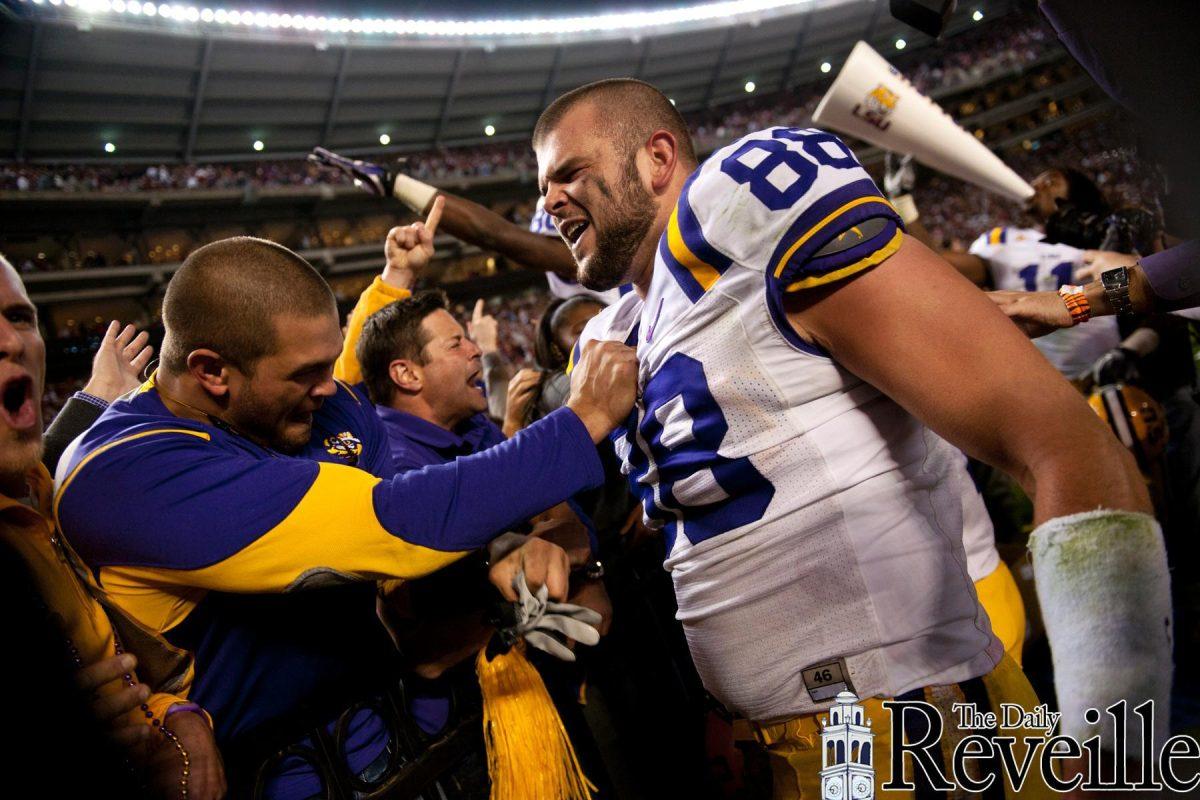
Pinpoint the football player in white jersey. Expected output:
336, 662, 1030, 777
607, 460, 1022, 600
535, 79, 1160, 798
891, 159, 1122, 378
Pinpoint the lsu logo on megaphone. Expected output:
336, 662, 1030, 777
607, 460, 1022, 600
852, 84, 900, 132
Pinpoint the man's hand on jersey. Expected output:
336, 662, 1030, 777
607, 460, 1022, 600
488, 535, 571, 602
883, 152, 916, 198
988, 289, 1073, 337
468, 299, 500, 355
308, 146, 395, 198
83, 321, 154, 403
503, 368, 543, 437
1077, 249, 1139, 283
382, 195, 444, 290
566, 339, 639, 443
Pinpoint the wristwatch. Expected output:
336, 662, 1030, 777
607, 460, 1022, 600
1101, 266, 1135, 319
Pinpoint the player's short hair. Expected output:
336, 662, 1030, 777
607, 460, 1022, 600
533, 78, 697, 165
357, 289, 449, 405
159, 236, 335, 375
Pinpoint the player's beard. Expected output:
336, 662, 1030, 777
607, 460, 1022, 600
579, 153, 656, 292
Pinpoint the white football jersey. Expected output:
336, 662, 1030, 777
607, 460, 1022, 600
969, 226, 1120, 377
574, 127, 1002, 722
529, 197, 628, 303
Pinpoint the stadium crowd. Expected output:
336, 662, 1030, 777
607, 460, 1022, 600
3, 5, 1199, 800
1, 14, 1053, 199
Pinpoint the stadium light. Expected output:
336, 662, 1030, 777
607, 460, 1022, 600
820, 60, 831, 73
484, 124, 496, 137
744, 80, 756, 93
25, 0, 816, 41
972, 9, 983, 21
104, 141, 116, 153
894, 38, 906, 50
253, 139, 264, 151
379, 133, 391, 145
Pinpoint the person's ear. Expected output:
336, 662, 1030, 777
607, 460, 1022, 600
390, 358, 423, 394
186, 349, 233, 399
645, 129, 680, 194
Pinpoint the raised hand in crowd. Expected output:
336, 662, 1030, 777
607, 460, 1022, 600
990, 251, 1158, 336
988, 289, 1074, 337
467, 298, 500, 356
83, 320, 154, 402
380, 194, 445, 291
503, 367, 543, 438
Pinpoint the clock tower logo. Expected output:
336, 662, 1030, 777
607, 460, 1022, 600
820, 691, 875, 800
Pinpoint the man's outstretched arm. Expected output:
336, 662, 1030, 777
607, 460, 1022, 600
309, 147, 578, 280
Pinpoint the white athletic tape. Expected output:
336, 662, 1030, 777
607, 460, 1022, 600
1029, 509, 1172, 755
393, 174, 439, 214
891, 193, 920, 226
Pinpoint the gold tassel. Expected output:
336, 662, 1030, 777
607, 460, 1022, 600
476, 642, 596, 800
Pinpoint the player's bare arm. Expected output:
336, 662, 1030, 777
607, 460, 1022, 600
309, 146, 579, 280
784, 234, 1150, 523
433, 192, 580, 281
906, 218, 989, 285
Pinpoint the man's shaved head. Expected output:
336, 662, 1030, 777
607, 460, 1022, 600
160, 236, 336, 374
533, 78, 696, 166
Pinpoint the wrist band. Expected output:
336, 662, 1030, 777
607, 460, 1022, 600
73, 391, 110, 410
1058, 285, 1091, 326
165, 702, 203, 720
392, 174, 439, 214
891, 193, 919, 226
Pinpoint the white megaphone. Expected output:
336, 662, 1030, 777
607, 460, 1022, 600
813, 40, 1034, 203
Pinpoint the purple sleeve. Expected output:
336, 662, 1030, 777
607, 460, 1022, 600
371, 406, 604, 552
1140, 241, 1200, 308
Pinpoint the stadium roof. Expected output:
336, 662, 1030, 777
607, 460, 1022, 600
1, 0, 1015, 162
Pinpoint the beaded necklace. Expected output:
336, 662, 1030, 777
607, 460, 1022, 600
65, 630, 192, 799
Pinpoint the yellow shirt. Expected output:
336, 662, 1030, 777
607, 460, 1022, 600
0, 463, 196, 727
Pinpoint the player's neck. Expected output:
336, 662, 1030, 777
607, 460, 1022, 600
633, 179, 688, 297
155, 370, 231, 429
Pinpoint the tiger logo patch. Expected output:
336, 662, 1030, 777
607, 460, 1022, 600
324, 431, 363, 465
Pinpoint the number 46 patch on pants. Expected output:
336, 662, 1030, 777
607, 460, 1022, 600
802, 659, 855, 703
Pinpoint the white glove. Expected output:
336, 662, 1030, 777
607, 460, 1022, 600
511, 572, 602, 662
883, 151, 916, 198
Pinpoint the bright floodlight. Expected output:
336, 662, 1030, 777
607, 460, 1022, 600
35, 0, 814, 41
253, 139, 264, 151
972, 9, 983, 21
484, 124, 496, 136
820, 61, 831, 73
894, 38, 906, 50
379, 133, 391, 145
744, 80, 756, 93
104, 142, 116, 153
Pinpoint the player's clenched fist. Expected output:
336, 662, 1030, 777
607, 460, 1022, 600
566, 339, 638, 442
